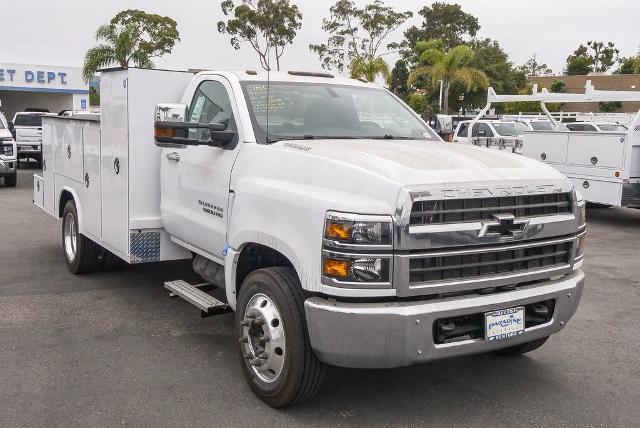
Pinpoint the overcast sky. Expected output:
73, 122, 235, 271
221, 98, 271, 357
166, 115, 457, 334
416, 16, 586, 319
3, 0, 639, 74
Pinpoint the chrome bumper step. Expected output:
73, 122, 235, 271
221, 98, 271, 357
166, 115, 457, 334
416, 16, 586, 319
164, 280, 231, 317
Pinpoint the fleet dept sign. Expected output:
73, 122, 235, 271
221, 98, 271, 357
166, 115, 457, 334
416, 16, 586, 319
0, 68, 68, 85
0, 63, 86, 92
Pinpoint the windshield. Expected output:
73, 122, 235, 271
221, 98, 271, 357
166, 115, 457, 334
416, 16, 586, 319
492, 122, 526, 136
240, 81, 438, 142
598, 124, 627, 132
530, 121, 554, 131
14, 114, 43, 127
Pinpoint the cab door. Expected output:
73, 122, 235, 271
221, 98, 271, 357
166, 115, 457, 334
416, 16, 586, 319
161, 78, 242, 261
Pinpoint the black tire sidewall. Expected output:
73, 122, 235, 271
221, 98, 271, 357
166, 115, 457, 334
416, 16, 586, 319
236, 269, 307, 406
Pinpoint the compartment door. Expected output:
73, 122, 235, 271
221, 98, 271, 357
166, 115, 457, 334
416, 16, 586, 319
41, 119, 55, 212
82, 123, 102, 238
53, 120, 84, 182
522, 132, 568, 164
100, 73, 129, 256
566, 134, 626, 168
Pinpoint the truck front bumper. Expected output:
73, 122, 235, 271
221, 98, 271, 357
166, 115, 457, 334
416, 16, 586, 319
0, 158, 17, 176
305, 270, 584, 369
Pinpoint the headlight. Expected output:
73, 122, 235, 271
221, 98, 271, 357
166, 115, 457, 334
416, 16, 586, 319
1, 139, 14, 156
324, 212, 392, 247
574, 189, 586, 226
322, 255, 391, 283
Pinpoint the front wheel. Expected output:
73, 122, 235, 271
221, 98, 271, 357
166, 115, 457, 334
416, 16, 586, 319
495, 336, 549, 356
4, 172, 17, 187
236, 267, 326, 408
62, 200, 100, 274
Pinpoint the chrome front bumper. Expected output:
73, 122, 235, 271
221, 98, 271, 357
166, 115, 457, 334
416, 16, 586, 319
305, 270, 584, 369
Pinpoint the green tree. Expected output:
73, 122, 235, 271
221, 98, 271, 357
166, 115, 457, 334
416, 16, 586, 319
403, 2, 479, 52
518, 54, 553, 76
82, 10, 179, 83
217, 0, 302, 71
309, 0, 412, 73
455, 38, 522, 112
586, 41, 620, 73
565, 41, 620, 75
599, 101, 621, 112
389, 59, 410, 101
408, 43, 489, 114
349, 57, 389, 82
617, 56, 640, 74
566, 56, 593, 75
550, 79, 566, 93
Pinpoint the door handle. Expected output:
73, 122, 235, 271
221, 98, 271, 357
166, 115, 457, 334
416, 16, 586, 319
166, 152, 180, 162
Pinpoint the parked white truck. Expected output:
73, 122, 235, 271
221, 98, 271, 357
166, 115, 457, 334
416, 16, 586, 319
34, 68, 586, 407
469, 83, 640, 208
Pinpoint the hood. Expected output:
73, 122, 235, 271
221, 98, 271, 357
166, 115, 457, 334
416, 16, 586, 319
274, 139, 569, 187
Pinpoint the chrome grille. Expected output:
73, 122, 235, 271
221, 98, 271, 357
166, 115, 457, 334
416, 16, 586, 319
409, 240, 572, 284
410, 193, 572, 225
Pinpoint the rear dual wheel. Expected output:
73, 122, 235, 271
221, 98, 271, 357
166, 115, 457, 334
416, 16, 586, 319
236, 267, 326, 408
62, 200, 123, 274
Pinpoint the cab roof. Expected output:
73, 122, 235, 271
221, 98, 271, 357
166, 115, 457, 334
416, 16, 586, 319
196, 70, 380, 88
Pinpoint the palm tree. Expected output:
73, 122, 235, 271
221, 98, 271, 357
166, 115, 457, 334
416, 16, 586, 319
350, 57, 390, 83
408, 44, 489, 114
82, 23, 154, 83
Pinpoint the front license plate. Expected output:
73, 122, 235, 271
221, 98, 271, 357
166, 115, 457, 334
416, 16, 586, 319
485, 307, 525, 341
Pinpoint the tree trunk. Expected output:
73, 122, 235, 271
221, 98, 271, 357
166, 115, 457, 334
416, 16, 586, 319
443, 82, 450, 114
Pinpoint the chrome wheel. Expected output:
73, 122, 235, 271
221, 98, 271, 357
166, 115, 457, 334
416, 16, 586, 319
240, 293, 286, 383
63, 212, 77, 262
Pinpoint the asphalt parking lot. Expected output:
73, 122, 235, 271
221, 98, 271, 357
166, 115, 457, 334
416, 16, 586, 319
1, 167, 639, 427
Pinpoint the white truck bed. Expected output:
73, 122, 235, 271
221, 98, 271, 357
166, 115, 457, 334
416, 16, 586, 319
34, 68, 194, 263
522, 129, 640, 207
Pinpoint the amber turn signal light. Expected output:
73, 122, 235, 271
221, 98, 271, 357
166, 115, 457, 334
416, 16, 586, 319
325, 221, 350, 240
155, 127, 175, 138
323, 258, 349, 278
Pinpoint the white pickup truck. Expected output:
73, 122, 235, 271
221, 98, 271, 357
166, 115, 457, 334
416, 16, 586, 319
0, 111, 18, 187
34, 68, 586, 407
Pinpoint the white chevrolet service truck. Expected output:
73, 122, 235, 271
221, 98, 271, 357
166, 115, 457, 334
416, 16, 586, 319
34, 68, 586, 407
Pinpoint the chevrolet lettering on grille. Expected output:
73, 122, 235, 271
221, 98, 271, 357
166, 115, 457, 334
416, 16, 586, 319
479, 213, 530, 239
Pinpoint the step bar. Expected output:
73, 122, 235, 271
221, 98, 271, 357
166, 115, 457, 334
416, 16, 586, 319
164, 280, 231, 317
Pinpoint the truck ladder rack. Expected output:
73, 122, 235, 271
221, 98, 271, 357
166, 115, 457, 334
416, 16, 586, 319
164, 280, 231, 317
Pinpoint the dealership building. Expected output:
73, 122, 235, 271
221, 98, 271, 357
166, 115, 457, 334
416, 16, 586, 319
0, 63, 89, 119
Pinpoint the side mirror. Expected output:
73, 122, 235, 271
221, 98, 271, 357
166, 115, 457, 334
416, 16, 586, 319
155, 103, 188, 123
154, 103, 237, 148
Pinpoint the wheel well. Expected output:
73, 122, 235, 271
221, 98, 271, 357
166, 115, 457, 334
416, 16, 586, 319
58, 190, 74, 218
236, 243, 294, 294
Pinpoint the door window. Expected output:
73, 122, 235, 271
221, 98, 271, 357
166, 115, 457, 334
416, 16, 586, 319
457, 123, 468, 137
472, 123, 494, 137
188, 80, 234, 141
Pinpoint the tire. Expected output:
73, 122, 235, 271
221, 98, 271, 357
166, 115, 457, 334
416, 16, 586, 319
236, 267, 326, 408
4, 172, 17, 187
62, 200, 100, 274
495, 336, 549, 356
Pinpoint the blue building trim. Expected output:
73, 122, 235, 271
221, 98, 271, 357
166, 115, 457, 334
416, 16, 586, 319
0, 86, 89, 95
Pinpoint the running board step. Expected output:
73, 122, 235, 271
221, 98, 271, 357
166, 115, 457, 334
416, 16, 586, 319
164, 280, 231, 317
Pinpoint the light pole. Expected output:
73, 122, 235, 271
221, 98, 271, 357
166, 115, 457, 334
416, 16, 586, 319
438, 80, 444, 111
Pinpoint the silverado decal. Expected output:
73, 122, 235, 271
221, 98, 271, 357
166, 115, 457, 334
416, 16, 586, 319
198, 200, 224, 219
